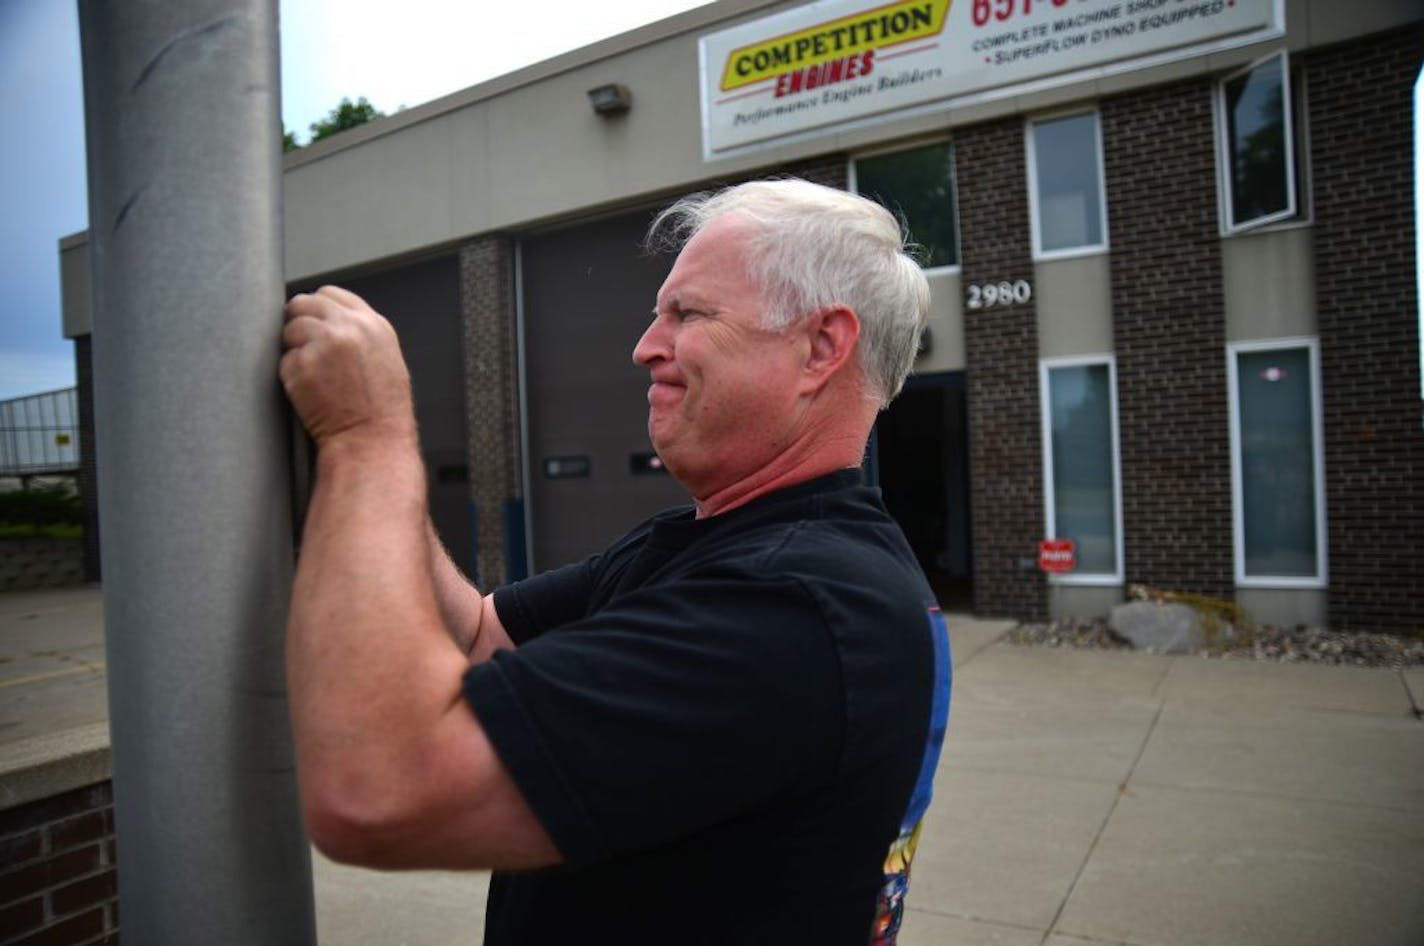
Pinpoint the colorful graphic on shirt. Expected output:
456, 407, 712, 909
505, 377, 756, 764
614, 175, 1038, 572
872, 605, 951, 945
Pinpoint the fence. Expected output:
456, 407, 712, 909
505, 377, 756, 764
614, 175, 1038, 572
0, 388, 80, 478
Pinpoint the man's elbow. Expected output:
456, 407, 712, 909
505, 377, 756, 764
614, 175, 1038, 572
299, 775, 422, 869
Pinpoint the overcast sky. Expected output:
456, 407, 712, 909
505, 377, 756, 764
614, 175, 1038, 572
0, 0, 709, 402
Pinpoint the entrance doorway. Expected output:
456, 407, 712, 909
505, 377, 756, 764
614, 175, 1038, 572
873, 373, 973, 610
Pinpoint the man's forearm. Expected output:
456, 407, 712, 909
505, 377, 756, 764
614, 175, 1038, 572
425, 520, 485, 657
425, 519, 518, 664
287, 435, 470, 822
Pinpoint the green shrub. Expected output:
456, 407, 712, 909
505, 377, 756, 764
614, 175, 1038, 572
0, 483, 82, 529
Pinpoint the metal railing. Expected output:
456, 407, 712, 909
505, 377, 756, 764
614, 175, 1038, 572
0, 387, 80, 477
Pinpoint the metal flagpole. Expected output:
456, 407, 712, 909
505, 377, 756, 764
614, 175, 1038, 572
77, 0, 317, 941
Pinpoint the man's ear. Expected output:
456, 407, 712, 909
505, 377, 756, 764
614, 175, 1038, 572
799, 305, 860, 393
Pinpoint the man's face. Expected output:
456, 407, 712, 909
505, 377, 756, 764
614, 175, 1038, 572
633, 216, 807, 499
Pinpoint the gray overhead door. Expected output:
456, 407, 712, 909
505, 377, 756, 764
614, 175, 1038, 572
295, 256, 472, 576
520, 209, 686, 573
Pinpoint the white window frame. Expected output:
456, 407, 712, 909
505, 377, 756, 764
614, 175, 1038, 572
1214, 50, 1298, 235
848, 140, 961, 276
1039, 354, 1124, 585
1025, 109, 1109, 262
1226, 337, 1328, 588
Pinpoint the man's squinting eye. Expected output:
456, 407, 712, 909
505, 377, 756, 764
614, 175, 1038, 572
658, 304, 703, 323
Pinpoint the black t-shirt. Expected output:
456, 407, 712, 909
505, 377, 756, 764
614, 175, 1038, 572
464, 470, 952, 945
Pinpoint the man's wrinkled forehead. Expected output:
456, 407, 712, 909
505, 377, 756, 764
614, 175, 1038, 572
656, 217, 756, 306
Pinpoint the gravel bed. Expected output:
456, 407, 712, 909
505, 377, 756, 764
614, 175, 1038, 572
1007, 618, 1424, 669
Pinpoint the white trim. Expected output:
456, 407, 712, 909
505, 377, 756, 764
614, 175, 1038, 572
850, 133, 952, 163
1039, 354, 1124, 585
1290, 67, 1314, 228
1226, 336, 1328, 588
1026, 110, 1110, 262
947, 135, 963, 273
1032, 244, 1111, 264
1215, 50, 1297, 236
920, 263, 962, 277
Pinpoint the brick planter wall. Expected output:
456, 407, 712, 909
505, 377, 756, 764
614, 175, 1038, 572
0, 539, 86, 592
1305, 28, 1424, 634
956, 117, 1048, 620
1102, 79, 1233, 599
0, 782, 118, 945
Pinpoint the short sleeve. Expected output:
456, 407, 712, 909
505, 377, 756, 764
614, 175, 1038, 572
493, 560, 595, 645
463, 574, 844, 866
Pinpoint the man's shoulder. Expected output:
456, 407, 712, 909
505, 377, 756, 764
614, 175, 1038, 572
706, 478, 915, 576
580, 469, 931, 622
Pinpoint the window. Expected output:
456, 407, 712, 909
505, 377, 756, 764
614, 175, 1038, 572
1216, 51, 1299, 232
852, 142, 959, 269
1227, 339, 1326, 586
1027, 111, 1108, 259
1040, 356, 1122, 582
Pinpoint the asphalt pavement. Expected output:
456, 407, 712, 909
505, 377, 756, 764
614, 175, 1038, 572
3, 585, 1422, 945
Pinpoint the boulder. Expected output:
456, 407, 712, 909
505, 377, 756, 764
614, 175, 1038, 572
1109, 600, 1205, 654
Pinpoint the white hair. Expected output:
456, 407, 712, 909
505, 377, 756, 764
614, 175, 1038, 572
647, 178, 930, 408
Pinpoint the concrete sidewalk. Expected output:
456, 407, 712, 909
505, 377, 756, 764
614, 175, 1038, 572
4, 587, 1423, 945
905, 620, 1424, 946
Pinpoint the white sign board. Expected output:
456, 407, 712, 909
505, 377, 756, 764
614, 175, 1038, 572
699, 0, 1284, 159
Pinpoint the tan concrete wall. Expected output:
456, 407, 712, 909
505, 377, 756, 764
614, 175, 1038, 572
277, 0, 1422, 283
1298, 0, 1423, 47
1237, 587, 1328, 628
1049, 584, 1123, 622
1222, 225, 1317, 342
915, 269, 965, 375
1036, 254, 1114, 360
59, 236, 90, 339
282, 1, 792, 280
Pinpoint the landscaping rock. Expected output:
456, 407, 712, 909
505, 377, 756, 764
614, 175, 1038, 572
1009, 617, 1424, 668
1109, 600, 1204, 654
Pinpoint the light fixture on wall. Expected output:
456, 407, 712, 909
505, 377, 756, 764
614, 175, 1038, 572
587, 83, 632, 116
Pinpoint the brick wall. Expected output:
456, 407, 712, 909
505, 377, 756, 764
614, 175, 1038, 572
783, 155, 848, 190
1102, 80, 1234, 599
1305, 28, 1424, 634
460, 237, 522, 588
956, 118, 1048, 620
0, 782, 118, 945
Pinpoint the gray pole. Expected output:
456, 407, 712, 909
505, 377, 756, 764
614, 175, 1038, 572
78, 1, 317, 942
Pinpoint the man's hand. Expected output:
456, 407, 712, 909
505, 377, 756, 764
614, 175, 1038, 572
281, 285, 416, 447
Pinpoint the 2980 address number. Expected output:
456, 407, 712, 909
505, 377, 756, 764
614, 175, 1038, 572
966, 280, 1032, 310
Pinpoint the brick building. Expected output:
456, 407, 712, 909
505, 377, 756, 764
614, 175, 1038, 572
62, 0, 1422, 633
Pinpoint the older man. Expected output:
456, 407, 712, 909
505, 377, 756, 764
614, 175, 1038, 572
280, 179, 951, 945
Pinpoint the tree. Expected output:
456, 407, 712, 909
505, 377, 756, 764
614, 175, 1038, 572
282, 97, 389, 152
308, 96, 384, 144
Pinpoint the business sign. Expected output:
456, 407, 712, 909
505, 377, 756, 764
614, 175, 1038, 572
699, 0, 1283, 158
